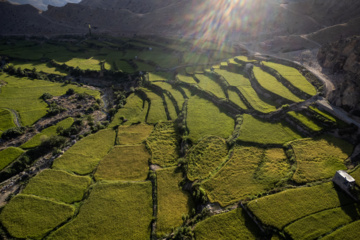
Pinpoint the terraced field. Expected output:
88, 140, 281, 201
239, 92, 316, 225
0, 147, 25, 170
0, 108, 16, 136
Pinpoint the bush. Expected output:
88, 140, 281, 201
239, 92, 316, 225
1, 127, 25, 140
40, 93, 53, 101
66, 88, 75, 95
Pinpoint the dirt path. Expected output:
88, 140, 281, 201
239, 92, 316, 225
4, 108, 22, 128
280, 3, 326, 28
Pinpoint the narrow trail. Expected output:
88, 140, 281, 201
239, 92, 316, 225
4, 108, 22, 128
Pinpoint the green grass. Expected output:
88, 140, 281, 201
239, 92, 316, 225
22, 169, 91, 203
52, 129, 115, 175
135, 61, 156, 72
241, 86, 277, 113
156, 167, 193, 237
202, 146, 290, 207
237, 114, 302, 145
253, 67, 303, 103
64, 57, 111, 71
195, 74, 226, 99
12, 61, 67, 76
350, 166, 360, 187
183, 52, 210, 65
149, 72, 173, 82
287, 111, 323, 132
187, 136, 228, 181
21, 117, 74, 149
0, 108, 16, 133
0, 147, 25, 170
309, 106, 337, 123
143, 88, 168, 124
147, 122, 180, 167
109, 93, 148, 127
153, 82, 185, 110
47, 181, 153, 240
0, 73, 99, 126
321, 219, 360, 240
247, 182, 355, 230
116, 123, 154, 145
290, 136, 353, 183
164, 94, 178, 120
214, 69, 250, 87
228, 89, 248, 109
177, 74, 197, 84
263, 62, 317, 96
95, 145, 150, 181
138, 49, 178, 68
187, 96, 235, 143
0, 194, 74, 239
235, 56, 257, 62
194, 208, 261, 240
284, 204, 360, 240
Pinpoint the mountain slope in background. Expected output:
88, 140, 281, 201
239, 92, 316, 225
8, 0, 81, 11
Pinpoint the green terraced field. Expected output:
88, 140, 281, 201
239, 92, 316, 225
202, 146, 290, 206
116, 124, 154, 145
238, 114, 301, 145
263, 62, 317, 96
22, 169, 91, 203
214, 69, 250, 87
147, 122, 180, 167
149, 72, 173, 82
138, 49, 178, 68
0, 194, 75, 239
153, 82, 185, 110
240, 86, 277, 113
0, 108, 16, 135
0, 73, 99, 126
195, 74, 226, 99
290, 136, 353, 183
52, 129, 115, 175
177, 74, 197, 84
95, 144, 150, 181
287, 111, 323, 132
143, 89, 169, 124
228, 89, 248, 109
0, 147, 25, 170
187, 136, 228, 181
156, 167, 193, 237
187, 96, 235, 143
321, 219, 360, 240
194, 208, 261, 240
64, 57, 111, 71
12, 61, 67, 76
21, 117, 74, 149
247, 182, 355, 230
253, 66, 303, 102
47, 181, 153, 240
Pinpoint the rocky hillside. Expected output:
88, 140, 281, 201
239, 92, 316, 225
318, 36, 360, 114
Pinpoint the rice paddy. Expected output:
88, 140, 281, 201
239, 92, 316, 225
153, 82, 185, 111
144, 89, 168, 124
0, 108, 16, 135
116, 123, 154, 145
287, 111, 323, 132
0, 147, 25, 170
195, 74, 226, 99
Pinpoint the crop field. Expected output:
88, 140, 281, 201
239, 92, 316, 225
116, 123, 154, 145
284, 203, 360, 240
52, 129, 115, 175
321, 219, 360, 240
238, 114, 302, 145
138, 49, 178, 68
0, 194, 75, 239
228, 89, 248, 109
149, 72, 173, 82
164, 94, 177, 120
290, 136, 353, 183
47, 181, 153, 240
309, 106, 337, 122
202, 146, 290, 207
0, 108, 16, 136
109, 93, 148, 127
21, 117, 74, 149
177, 74, 197, 84
156, 167, 193, 237
0, 73, 99, 126
22, 169, 91, 203
0, 147, 25, 170
12, 61, 67, 76
95, 145, 150, 181
253, 66, 303, 103
153, 82, 185, 110
235, 56, 257, 62
287, 111, 323, 132
187, 96, 235, 143
186, 136, 228, 181
351, 166, 360, 186
147, 122, 180, 167
263, 61, 317, 96
136, 61, 156, 72
143, 89, 169, 124
214, 69, 249, 87
195, 74, 226, 99
194, 208, 261, 240
247, 182, 355, 230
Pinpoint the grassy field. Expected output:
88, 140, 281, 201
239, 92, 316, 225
284, 204, 360, 240
22, 169, 91, 203
156, 167, 193, 237
149, 72, 174, 82
0, 147, 25, 170
321, 219, 360, 240
176, 74, 197, 84
237, 114, 302, 145
263, 62, 317, 96
253, 67, 303, 103
0, 108, 16, 135
186, 136, 228, 181
187, 96, 235, 143
290, 136, 353, 183
116, 123, 154, 145
202, 146, 290, 207
247, 182, 355, 230
52, 129, 115, 175
109, 93, 148, 127
228, 90, 248, 110
12, 61, 67, 76
138, 49, 178, 68
287, 111, 323, 132
143, 89, 169, 124
63, 57, 111, 71
0, 73, 99, 126
153, 82, 185, 110
350, 166, 360, 186
0, 194, 74, 239
164, 94, 177, 120
214, 69, 250, 87
235, 56, 257, 62
194, 208, 261, 240
21, 117, 74, 149
47, 181, 153, 240
95, 145, 150, 181
195, 74, 226, 99
309, 106, 337, 123
147, 122, 180, 167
